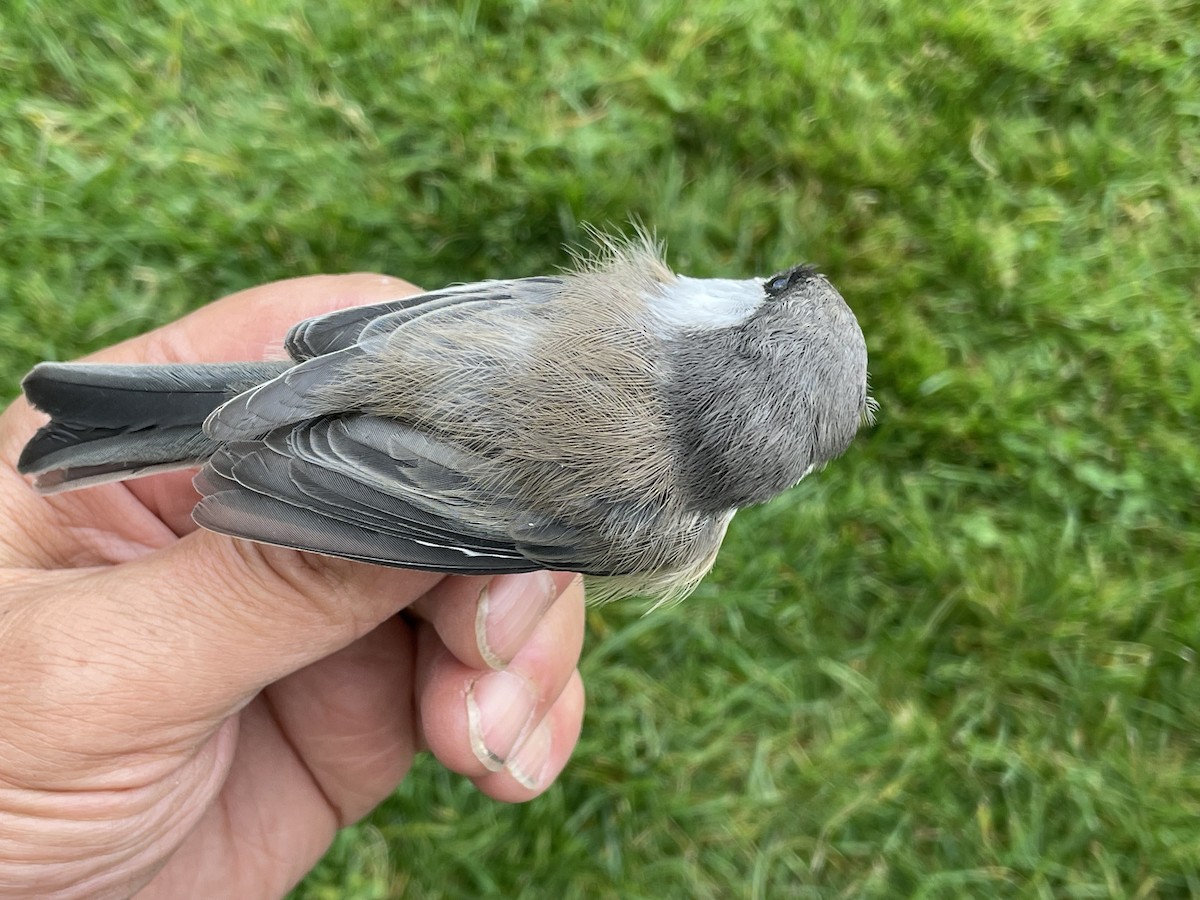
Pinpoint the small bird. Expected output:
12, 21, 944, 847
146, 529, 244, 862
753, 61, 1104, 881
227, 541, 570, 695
18, 235, 873, 603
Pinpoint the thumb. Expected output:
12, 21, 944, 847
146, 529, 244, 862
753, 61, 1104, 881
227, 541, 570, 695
87, 528, 443, 727
127, 532, 446, 715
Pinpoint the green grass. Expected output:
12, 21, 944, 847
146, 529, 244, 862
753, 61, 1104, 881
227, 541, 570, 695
3, 0, 1199, 896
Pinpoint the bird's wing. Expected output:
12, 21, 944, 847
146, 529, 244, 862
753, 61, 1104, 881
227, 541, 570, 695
202, 345, 364, 441
284, 276, 566, 359
206, 276, 564, 442
193, 414, 546, 573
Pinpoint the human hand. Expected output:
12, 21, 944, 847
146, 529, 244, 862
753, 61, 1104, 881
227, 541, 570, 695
0, 275, 586, 899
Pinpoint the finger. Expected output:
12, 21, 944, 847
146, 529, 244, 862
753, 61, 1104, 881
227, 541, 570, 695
410, 571, 576, 671
415, 575, 586, 779
473, 668, 585, 801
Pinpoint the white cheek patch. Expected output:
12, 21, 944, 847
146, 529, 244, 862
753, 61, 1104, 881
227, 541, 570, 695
648, 276, 766, 332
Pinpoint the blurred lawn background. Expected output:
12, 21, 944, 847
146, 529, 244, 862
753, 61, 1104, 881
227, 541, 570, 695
2, 0, 1199, 896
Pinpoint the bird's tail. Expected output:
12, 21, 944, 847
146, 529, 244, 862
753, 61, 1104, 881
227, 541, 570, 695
17, 361, 290, 492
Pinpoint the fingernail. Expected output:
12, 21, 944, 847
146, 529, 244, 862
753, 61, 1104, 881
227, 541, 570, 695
506, 720, 552, 791
466, 669, 539, 771
476, 571, 557, 670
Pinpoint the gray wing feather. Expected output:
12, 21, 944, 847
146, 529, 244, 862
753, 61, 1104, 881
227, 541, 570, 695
204, 347, 365, 442
194, 489, 540, 573
284, 277, 565, 358
310, 417, 479, 498
238, 439, 518, 554
208, 278, 564, 444
193, 417, 543, 573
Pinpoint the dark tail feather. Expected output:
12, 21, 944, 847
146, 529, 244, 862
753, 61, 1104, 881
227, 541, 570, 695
18, 361, 291, 492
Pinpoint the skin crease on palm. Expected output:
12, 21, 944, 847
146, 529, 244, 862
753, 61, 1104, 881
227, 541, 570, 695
0, 274, 588, 900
